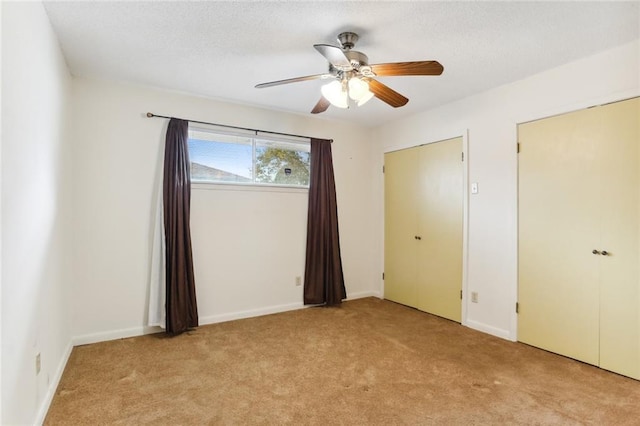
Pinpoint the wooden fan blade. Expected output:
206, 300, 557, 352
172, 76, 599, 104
311, 96, 331, 114
368, 79, 409, 108
370, 61, 444, 77
255, 74, 328, 89
313, 44, 352, 69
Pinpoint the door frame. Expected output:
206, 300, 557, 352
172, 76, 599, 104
381, 130, 470, 326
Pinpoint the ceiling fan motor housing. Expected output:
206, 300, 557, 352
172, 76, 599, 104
344, 50, 368, 67
344, 50, 374, 76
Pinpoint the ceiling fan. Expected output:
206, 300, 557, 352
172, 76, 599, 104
255, 31, 444, 114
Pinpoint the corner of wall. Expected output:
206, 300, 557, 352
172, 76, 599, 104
1, 2, 75, 424
0, 2, 4, 422
33, 342, 73, 425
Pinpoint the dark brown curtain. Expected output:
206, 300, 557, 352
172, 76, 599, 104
303, 138, 346, 305
163, 118, 198, 334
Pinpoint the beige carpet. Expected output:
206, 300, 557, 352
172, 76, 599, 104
45, 297, 640, 425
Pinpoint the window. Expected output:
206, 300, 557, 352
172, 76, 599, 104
188, 126, 310, 188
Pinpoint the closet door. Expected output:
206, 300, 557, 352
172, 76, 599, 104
519, 97, 639, 379
518, 107, 602, 366
416, 137, 463, 322
598, 98, 639, 378
384, 147, 419, 307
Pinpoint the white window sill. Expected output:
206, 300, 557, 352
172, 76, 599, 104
192, 182, 309, 194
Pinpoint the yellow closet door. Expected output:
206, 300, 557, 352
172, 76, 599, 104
416, 138, 463, 322
384, 148, 419, 307
598, 98, 640, 379
518, 107, 602, 366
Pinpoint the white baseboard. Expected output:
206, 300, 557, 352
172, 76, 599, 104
199, 301, 306, 326
347, 290, 381, 300
73, 324, 163, 346
34, 342, 73, 426
465, 319, 512, 341
198, 291, 382, 325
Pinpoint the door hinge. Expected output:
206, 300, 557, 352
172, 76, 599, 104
516, 302, 519, 313
382, 165, 385, 173
461, 152, 464, 162
517, 142, 521, 153
460, 290, 463, 300
382, 272, 385, 280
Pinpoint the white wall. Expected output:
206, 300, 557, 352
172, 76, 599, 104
1, 2, 74, 424
372, 40, 640, 341
69, 78, 378, 343
0, 3, 3, 421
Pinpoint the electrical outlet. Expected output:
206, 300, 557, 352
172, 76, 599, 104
295, 276, 302, 286
36, 353, 41, 375
471, 292, 479, 303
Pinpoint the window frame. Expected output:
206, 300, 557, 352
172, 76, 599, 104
187, 124, 311, 190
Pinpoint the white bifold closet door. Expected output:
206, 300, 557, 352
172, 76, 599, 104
385, 137, 463, 322
518, 97, 639, 380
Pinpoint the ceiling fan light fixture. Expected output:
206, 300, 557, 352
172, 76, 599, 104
321, 80, 348, 109
356, 90, 374, 106
348, 77, 369, 102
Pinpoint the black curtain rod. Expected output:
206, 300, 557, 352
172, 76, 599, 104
146, 112, 332, 143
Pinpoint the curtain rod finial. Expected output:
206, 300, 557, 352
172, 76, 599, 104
146, 112, 154, 118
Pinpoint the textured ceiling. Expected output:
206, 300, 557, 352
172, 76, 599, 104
43, 1, 639, 127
